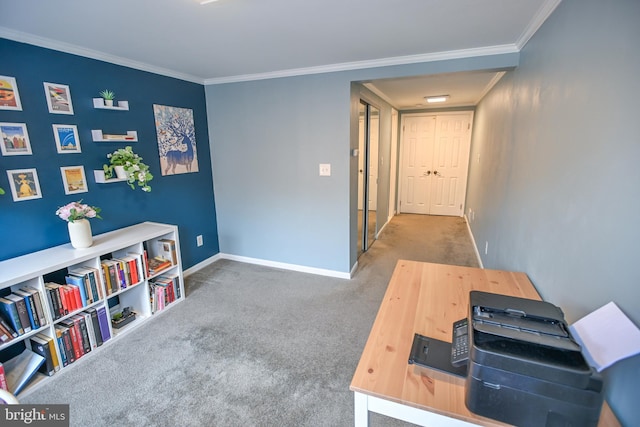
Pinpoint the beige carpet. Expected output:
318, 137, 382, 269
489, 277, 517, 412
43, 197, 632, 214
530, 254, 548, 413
23, 214, 479, 427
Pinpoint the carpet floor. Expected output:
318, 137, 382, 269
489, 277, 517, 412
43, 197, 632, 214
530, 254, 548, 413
23, 214, 479, 426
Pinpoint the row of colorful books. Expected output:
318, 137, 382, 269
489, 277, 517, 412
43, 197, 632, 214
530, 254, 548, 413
100, 252, 146, 295
0, 287, 48, 342
0, 305, 111, 395
149, 274, 181, 313
54, 306, 111, 369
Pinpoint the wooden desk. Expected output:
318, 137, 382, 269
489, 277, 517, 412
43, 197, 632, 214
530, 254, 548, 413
350, 260, 619, 427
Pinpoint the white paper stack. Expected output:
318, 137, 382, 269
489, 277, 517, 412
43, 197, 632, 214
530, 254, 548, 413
569, 301, 640, 372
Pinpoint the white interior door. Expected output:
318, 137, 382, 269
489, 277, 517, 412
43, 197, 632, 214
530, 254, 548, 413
399, 112, 473, 216
399, 115, 436, 214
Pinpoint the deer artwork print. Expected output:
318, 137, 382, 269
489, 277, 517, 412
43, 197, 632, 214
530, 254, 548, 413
153, 104, 199, 176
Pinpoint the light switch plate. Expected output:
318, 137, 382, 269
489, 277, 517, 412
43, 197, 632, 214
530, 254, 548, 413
319, 163, 331, 176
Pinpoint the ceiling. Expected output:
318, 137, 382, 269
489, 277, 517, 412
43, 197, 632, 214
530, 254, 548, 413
0, 0, 560, 110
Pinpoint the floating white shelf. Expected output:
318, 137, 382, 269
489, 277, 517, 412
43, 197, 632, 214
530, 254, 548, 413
94, 170, 127, 184
91, 129, 138, 142
93, 98, 129, 110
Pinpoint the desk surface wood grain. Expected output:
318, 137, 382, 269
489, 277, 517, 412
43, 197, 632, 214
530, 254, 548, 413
350, 260, 619, 427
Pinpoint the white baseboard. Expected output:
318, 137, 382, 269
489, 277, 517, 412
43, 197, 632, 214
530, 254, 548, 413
217, 253, 352, 279
464, 214, 484, 268
183, 253, 222, 278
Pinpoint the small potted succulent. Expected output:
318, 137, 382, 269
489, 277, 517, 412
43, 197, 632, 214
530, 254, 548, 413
98, 89, 115, 107
103, 146, 153, 192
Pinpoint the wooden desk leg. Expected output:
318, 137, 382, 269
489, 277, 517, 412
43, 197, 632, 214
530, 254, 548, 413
354, 392, 370, 427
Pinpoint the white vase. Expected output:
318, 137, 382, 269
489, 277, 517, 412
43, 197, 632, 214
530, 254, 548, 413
68, 219, 93, 248
114, 165, 127, 179
104, 99, 114, 107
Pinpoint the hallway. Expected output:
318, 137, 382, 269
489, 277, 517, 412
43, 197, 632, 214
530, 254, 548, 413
357, 213, 480, 278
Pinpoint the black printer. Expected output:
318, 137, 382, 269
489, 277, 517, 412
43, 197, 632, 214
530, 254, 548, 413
454, 291, 604, 427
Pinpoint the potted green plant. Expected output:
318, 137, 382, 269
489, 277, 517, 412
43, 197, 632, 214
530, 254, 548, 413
103, 146, 153, 192
98, 89, 115, 107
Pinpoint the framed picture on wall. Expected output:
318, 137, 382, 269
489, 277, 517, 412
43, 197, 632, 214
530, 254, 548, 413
60, 166, 88, 195
7, 168, 42, 201
153, 104, 199, 176
43, 82, 74, 115
53, 124, 81, 153
0, 122, 32, 156
0, 76, 22, 111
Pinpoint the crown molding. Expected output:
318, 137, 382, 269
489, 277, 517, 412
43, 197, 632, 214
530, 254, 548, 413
0, 27, 206, 84
203, 44, 519, 85
1, 25, 520, 86
516, 0, 562, 49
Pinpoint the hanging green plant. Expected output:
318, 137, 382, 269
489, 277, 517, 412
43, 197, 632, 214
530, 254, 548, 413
103, 146, 153, 192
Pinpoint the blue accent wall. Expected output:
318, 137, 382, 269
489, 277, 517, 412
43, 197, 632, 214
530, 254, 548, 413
465, 0, 639, 424
0, 38, 219, 268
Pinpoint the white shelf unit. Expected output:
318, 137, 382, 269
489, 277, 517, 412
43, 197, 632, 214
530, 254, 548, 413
91, 129, 138, 142
92, 98, 129, 110
0, 222, 184, 398
93, 170, 127, 184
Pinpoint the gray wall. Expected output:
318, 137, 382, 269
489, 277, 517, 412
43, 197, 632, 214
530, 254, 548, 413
466, 0, 639, 424
205, 54, 518, 273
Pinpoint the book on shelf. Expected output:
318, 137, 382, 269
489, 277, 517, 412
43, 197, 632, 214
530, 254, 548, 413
84, 308, 103, 348
150, 275, 180, 313
0, 297, 25, 336
58, 319, 83, 361
55, 325, 75, 365
5, 294, 31, 334
96, 305, 111, 343
157, 239, 177, 265
0, 321, 13, 343
0, 362, 7, 391
70, 314, 92, 355
38, 333, 60, 373
20, 287, 47, 327
12, 290, 40, 330
147, 256, 172, 276
45, 283, 69, 317
58, 285, 77, 313
0, 323, 13, 344
157, 273, 181, 300
65, 274, 89, 308
127, 252, 146, 282
29, 335, 56, 377
3, 349, 45, 395
101, 260, 120, 295
53, 327, 68, 367
68, 267, 100, 302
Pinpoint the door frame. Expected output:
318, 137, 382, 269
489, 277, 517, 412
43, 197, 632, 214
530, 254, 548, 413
397, 110, 474, 216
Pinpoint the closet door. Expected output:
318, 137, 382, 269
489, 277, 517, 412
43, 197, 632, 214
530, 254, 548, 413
399, 112, 473, 216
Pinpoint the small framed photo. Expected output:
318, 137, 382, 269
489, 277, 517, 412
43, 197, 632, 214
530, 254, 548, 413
7, 168, 42, 201
0, 76, 22, 111
53, 124, 81, 153
60, 165, 88, 195
43, 82, 74, 115
0, 122, 32, 156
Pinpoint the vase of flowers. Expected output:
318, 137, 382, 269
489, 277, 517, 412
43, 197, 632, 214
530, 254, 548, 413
103, 146, 153, 192
56, 200, 102, 248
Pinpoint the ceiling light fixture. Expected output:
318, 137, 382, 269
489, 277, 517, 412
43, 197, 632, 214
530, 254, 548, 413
200, 0, 220, 4
425, 95, 449, 103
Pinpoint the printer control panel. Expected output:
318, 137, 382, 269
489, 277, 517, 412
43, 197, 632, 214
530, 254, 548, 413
451, 317, 469, 367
